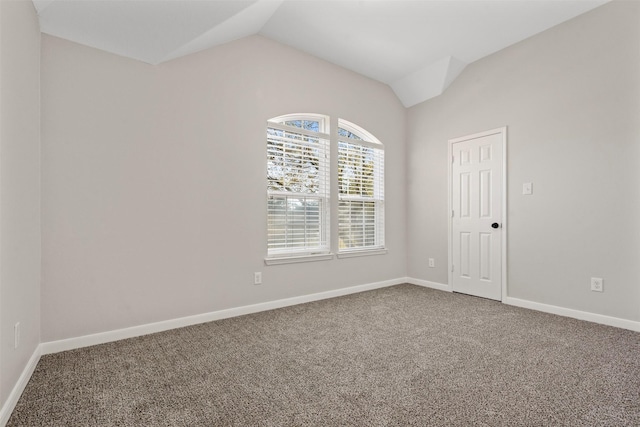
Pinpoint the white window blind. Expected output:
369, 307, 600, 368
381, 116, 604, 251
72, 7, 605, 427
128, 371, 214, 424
337, 120, 385, 252
267, 117, 330, 256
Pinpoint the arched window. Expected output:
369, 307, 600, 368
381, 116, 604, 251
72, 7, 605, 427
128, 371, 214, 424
337, 119, 385, 252
266, 114, 384, 261
267, 114, 330, 256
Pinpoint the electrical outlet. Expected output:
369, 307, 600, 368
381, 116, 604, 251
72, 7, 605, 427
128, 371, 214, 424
591, 277, 603, 292
254, 272, 262, 285
14, 322, 20, 349
428, 258, 435, 268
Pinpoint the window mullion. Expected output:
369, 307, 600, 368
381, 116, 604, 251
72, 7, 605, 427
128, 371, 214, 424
329, 115, 339, 254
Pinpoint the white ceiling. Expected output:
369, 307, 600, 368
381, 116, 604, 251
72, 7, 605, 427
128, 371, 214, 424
32, 0, 609, 107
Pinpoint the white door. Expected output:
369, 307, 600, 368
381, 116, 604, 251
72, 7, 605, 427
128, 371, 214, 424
450, 129, 505, 301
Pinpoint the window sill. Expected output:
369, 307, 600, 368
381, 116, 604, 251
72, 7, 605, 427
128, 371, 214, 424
336, 248, 388, 259
264, 253, 334, 266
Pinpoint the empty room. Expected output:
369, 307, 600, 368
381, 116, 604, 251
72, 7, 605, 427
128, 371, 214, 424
1, 0, 639, 425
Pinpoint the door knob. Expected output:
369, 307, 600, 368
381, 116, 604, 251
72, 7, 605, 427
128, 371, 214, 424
491, 223, 500, 229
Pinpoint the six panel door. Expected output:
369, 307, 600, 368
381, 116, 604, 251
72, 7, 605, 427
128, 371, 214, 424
451, 131, 503, 300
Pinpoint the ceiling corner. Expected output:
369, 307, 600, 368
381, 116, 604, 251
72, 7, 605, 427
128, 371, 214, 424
390, 57, 468, 108
160, 0, 284, 64
32, 0, 55, 15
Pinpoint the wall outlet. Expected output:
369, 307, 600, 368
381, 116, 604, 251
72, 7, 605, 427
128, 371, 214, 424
254, 272, 262, 285
14, 322, 20, 349
590, 277, 603, 292
428, 258, 435, 268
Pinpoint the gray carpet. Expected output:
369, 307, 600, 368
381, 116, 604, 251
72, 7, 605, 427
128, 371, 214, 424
8, 284, 640, 426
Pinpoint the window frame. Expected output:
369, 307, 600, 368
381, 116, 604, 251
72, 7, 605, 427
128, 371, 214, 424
264, 114, 386, 265
266, 114, 331, 261
336, 119, 386, 256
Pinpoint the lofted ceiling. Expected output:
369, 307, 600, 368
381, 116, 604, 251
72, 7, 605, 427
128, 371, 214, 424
32, 0, 608, 107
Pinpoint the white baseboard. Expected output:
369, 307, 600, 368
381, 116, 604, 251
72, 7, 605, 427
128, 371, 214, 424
0, 346, 41, 427
404, 277, 640, 333
41, 277, 406, 355
405, 277, 451, 292
5, 280, 638, 425
504, 297, 640, 333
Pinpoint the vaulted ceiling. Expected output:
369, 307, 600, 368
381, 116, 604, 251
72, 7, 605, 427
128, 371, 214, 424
32, 0, 608, 107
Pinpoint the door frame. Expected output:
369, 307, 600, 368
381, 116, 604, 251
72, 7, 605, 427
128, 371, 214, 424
447, 127, 508, 302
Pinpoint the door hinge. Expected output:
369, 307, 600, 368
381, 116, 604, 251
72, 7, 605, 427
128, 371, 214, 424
452, 156, 455, 164
451, 210, 454, 217
451, 264, 454, 272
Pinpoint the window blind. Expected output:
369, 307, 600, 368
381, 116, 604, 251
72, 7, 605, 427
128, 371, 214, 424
338, 136, 385, 251
267, 121, 330, 255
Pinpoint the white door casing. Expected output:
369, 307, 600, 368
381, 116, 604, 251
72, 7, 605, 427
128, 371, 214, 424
448, 128, 506, 301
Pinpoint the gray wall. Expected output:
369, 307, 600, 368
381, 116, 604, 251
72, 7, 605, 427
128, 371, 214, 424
407, 1, 640, 321
0, 0, 41, 408
40, 34, 407, 342
7, 0, 637, 368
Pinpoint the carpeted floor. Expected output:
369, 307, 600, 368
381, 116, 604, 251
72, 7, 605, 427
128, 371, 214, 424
8, 284, 640, 426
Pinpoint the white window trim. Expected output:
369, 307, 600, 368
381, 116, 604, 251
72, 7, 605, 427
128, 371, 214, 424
337, 119, 386, 255
266, 115, 331, 260
265, 115, 387, 264
264, 253, 334, 266
336, 248, 388, 259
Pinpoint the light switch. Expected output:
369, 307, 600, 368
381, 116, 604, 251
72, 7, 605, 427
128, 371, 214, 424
523, 182, 533, 195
